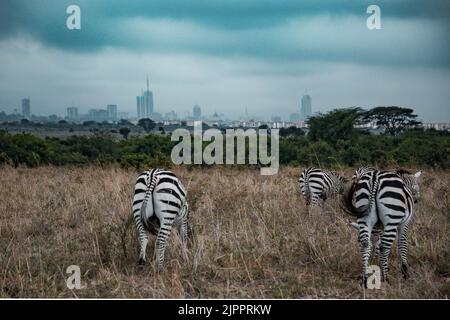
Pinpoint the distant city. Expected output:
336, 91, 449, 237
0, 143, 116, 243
0, 77, 449, 132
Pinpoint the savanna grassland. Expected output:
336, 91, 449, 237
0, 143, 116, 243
0, 165, 448, 298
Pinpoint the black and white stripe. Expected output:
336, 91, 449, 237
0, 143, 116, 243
132, 168, 191, 270
344, 167, 421, 285
299, 167, 346, 208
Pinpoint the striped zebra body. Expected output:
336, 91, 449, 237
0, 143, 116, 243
132, 168, 190, 270
344, 168, 421, 285
349, 168, 422, 257
299, 167, 346, 208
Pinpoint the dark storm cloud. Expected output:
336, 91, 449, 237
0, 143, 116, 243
2, 0, 449, 32
0, 0, 449, 122
0, 0, 448, 67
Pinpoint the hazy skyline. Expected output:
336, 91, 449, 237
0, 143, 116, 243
0, 0, 449, 121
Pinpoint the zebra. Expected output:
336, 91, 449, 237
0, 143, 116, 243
349, 167, 420, 255
132, 168, 191, 270
299, 167, 346, 208
343, 168, 422, 286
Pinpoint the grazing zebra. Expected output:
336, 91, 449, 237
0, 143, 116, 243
344, 168, 422, 285
132, 168, 191, 270
299, 167, 346, 208
349, 167, 421, 256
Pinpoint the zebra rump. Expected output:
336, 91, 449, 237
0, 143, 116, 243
132, 168, 190, 270
299, 167, 346, 207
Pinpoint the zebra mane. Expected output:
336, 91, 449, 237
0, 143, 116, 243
353, 166, 376, 180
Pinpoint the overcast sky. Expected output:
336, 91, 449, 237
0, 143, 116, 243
0, 0, 449, 121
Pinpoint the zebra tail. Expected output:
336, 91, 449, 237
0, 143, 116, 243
341, 182, 368, 218
140, 169, 160, 227
303, 171, 312, 204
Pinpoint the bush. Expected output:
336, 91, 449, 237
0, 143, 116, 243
0, 129, 448, 169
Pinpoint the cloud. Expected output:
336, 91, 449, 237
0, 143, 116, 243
0, 37, 448, 122
0, 0, 448, 67
0, 1, 448, 122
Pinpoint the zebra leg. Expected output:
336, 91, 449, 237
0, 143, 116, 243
375, 237, 381, 256
378, 226, 398, 282
398, 222, 410, 279
155, 218, 174, 271
133, 210, 149, 265
138, 232, 149, 265
357, 221, 373, 288
179, 203, 191, 245
308, 195, 320, 214
180, 215, 190, 245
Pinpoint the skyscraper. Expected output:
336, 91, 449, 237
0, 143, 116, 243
107, 104, 117, 121
21, 98, 30, 118
144, 76, 153, 116
136, 76, 154, 119
66, 107, 78, 120
193, 104, 201, 120
136, 95, 144, 119
301, 93, 312, 121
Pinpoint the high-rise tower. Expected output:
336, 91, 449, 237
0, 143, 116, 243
136, 76, 154, 119
300, 92, 312, 121
21, 98, 30, 118
193, 104, 201, 120
144, 75, 154, 117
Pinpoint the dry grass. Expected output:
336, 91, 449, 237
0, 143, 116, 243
0, 165, 448, 298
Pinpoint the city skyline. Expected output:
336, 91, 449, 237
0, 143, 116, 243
0, 1, 449, 122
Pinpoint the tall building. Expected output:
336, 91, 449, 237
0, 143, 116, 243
165, 110, 178, 121
301, 93, 312, 121
117, 112, 129, 120
21, 98, 30, 118
66, 107, 78, 120
136, 95, 144, 119
144, 76, 153, 116
136, 76, 154, 119
289, 112, 300, 122
107, 104, 117, 121
193, 104, 201, 120
88, 109, 108, 122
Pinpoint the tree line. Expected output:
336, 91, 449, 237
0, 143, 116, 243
0, 107, 448, 169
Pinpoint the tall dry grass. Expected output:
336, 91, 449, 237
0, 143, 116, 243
0, 165, 448, 298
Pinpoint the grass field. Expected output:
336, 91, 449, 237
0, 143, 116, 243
0, 165, 448, 298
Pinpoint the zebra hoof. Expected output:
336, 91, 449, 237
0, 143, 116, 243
361, 274, 368, 289
381, 275, 390, 284
156, 265, 164, 273
401, 264, 409, 279
138, 258, 146, 265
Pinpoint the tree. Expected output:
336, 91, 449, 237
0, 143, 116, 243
119, 127, 131, 140
308, 107, 367, 143
118, 119, 133, 126
365, 106, 421, 136
280, 126, 305, 137
138, 118, 156, 132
